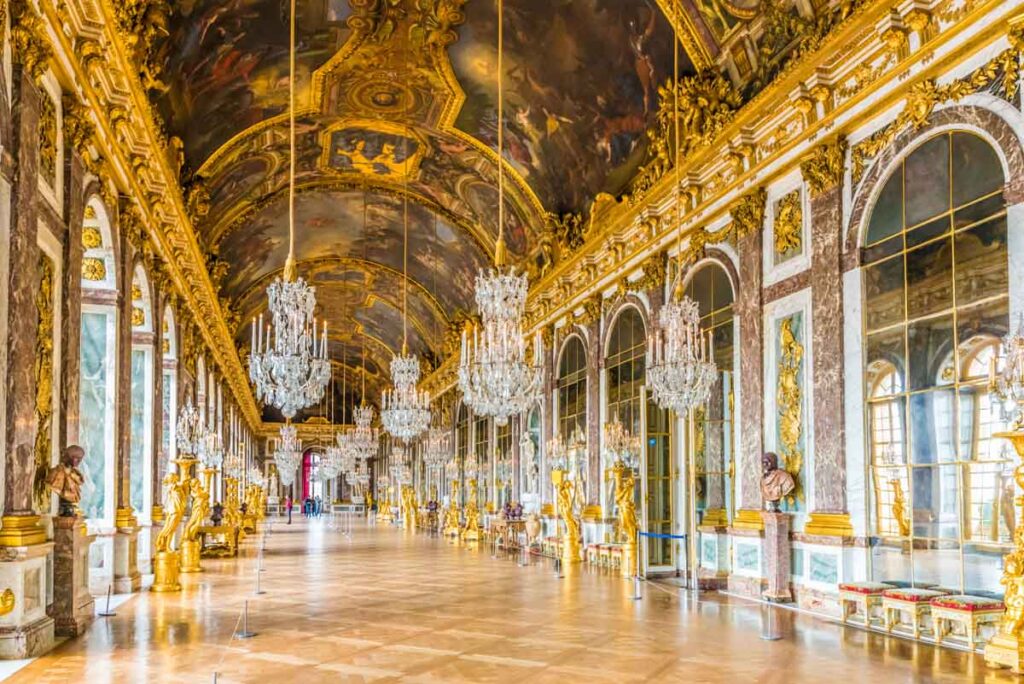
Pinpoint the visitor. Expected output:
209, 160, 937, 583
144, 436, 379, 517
315, 495, 322, 518
285, 496, 293, 525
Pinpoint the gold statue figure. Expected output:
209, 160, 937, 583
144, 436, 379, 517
556, 474, 581, 564
613, 461, 639, 578
155, 472, 187, 554
183, 477, 209, 542
777, 317, 804, 504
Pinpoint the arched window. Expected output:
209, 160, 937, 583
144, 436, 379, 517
474, 414, 490, 507
686, 262, 735, 529
79, 197, 117, 523
862, 131, 1010, 595
456, 404, 469, 502
605, 307, 646, 433
556, 335, 587, 440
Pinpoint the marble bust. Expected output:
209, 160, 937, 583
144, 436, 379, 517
761, 451, 795, 513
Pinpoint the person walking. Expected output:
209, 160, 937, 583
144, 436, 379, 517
285, 496, 293, 525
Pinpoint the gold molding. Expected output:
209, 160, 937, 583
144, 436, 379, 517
732, 508, 764, 531
803, 512, 854, 537
0, 515, 47, 547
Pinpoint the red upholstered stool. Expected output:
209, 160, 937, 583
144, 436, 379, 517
839, 582, 895, 627
881, 588, 948, 639
586, 544, 600, 565
930, 595, 1005, 646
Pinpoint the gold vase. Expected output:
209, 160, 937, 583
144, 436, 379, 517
180, 539, 203, 574
151, 550, 181, 593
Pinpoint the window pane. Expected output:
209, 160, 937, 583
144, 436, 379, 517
911, 464, 960, 539
867, 170, 902, 244
909, 389, 957, 464
866, 327, 905, 392
957, 299, 1009, 377
905, 237, 953, 319
954, 192, 1004, 229
871, 540, 912, 585
952, 132, 1004, 208
904, 134, 951, 227
962, 462, 1014, 544
964, 542, 1007, 599
864, 255, 905, 331
906, 314, 954, 392
905, 214, 950, 249
954, 215, 1008, 307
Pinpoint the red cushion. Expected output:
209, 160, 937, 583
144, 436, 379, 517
929, 595, 1005, 612
840, 582, 894, 595
882, 588, 947, 602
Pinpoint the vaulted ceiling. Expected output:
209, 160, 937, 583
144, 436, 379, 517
151, 0, 692, 421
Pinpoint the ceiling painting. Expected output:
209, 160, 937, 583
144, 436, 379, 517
154, 0, 351, 171
449, 0, 687, 214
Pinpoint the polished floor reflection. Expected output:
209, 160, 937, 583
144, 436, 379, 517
9, 518, 1013, 683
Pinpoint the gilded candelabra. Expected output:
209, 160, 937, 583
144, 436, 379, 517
462, 479, 482, 542
612, 460, 639, 578
444, 479, 461, 537
553, 470, 581, 565
985, 319, 1024, 672
401, 485, 418, 530
152, 470, 188, 593
180, 473, 209, 574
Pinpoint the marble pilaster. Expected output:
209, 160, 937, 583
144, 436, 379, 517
58, 154, 86, 450
585, 318, 601, 506
807, 184, 850, 529
541, 326, 554, 506
734, 226, 765, 525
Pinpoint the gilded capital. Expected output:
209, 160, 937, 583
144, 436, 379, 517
729, 187, 767, 240
800, 135, 847, 197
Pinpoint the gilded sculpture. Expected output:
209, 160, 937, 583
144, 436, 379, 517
800, 136, 847, 197
33, 255, 55, 514
612, 461, 639, 577
155, 472, 187, 554
556, 475, 581, 564
890, 478, 910, 537
38, 93, 58, 189
773, 189, 802, 259
776, 316, 803, 505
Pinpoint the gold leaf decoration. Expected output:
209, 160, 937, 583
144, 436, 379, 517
82, 257, 106, 281
773, 189, 802, 260
33, 255, 54, 513
82, 226, 102, 250
800, 135, 847, 197
132, 306, 145, 327
38, 93, 58, 190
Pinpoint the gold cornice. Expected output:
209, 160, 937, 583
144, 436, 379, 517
41, 0, 262, 430
522, 0, 1013, 323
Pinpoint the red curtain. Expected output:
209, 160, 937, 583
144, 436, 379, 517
302, 450, 312, 500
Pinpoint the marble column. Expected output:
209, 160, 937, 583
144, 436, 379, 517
803, 145, 853, 538
733, 223, 765, 530
51, 516, 95, 636
58, 151, 86, 450
112, 198, 139, 592
585, 318, 601, 507
0, 65, 56, 659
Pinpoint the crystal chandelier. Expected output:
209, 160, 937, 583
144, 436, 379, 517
424, 425, 451, 467
274, 424, 302, 488
248, 467, 265, 489
224, 445, 244, 478
246, 0, 330, 419
381, 353, 431, 441
647, 294, 717, 413
321, 444, 343, 481
350, 404, 379, 460
175, 398, 202, 456
603, 416, 641, 468
991, 314, 1024, 429
458, 3, 540, 426
198, 428, 224, 470
463, 453, 479, 480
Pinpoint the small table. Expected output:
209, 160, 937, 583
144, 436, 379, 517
492, 519, 526, 549
199, 525, 239, 558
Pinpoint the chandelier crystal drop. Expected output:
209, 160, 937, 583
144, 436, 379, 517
603, 417, 641, 468
198, 428, 224, 470
646, 294, 717, 413
248, 467, 265, 489
224, 446, 244, 478
248, 278, 331, 419
991, 313, 1024, 429
381, 353, 431, 441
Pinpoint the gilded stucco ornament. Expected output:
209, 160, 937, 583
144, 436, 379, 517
800, 135, 847, 197
574, 295, 602, 328
113, 0, 172, 93
729, 186, 767, 241
33, 256, 55, 513
773, 189, 802, 259
777, 317, 804, 505
10, 0, 51, 81
852, 29, 1024, 182
62, 96, 95, 156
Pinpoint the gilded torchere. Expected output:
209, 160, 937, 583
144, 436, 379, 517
462, 479, 481, 542
985, 430, 1024, 672
180, 472, 209, 574
151, 471, 188, 593
401, 485, 417, 530
444, 479, 461, 537
612, 461, 639, 579
553, 470, 581, 565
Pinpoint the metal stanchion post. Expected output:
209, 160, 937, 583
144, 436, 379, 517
761, 604, 781, 641
631, 574, 642, 601
97, 584, 116, 617
254, 560, 266, 596
236, 600, 256, 639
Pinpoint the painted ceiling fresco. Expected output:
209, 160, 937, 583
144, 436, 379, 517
150, 0, 693, 402
450, 0, 685, 214
154, 0, 351, 168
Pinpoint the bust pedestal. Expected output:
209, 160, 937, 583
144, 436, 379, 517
52, 516, 95, 637
761, 510, 792, 603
